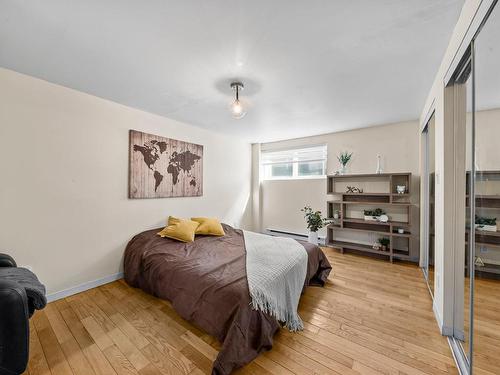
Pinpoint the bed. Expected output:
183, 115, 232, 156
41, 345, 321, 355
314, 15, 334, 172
123, 224, 332, 374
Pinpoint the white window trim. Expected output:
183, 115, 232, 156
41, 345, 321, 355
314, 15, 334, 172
261, 145, 327, 181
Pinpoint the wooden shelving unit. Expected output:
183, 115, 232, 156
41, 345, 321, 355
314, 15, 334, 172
465, 171, 500, 279
326, 172, 414, 262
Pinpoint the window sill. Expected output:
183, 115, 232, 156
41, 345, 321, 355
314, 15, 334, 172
262, 176, 327, 182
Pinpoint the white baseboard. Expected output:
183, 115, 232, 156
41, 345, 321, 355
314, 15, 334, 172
46, 272, 124, 303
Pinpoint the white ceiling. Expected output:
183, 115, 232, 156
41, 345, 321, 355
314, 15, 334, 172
475, 3, 500, 111
0, 0, 465, 142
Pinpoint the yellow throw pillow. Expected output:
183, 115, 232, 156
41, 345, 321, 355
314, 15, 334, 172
157, 216, 200, 243
191, 217, 225, 236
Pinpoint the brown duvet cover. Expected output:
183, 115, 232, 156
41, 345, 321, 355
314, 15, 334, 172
124, 224, 332, 374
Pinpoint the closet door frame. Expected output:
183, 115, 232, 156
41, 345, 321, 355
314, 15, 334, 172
420, 107, 435, 297
446, 59, 471, 374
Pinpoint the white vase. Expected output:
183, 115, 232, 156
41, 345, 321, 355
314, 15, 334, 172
376, 155, 383, 174
308, 231, 319, 245
339, 165, 347, 175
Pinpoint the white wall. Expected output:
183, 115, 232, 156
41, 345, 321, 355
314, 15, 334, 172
262, 178, 326, 236
466, 108, 500, 170
259, 120, 420, 257
0, 68, 252, 297
251, 143, 263, 233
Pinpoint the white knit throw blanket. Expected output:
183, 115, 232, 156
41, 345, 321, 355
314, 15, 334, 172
243, 230, 308, 331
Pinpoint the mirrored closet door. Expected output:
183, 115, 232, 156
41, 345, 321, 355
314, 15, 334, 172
447, 2, 500, 373
471, 4, 500, 374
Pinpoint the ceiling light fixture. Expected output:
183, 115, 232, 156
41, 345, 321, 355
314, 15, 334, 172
230, 81, 246, 119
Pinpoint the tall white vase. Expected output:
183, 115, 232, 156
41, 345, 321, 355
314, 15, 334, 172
308, 231, 319, 245
376, 154, 383, 174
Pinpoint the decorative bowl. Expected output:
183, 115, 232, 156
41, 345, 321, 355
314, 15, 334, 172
378, 214, 389, 223
396, 185, 406, 194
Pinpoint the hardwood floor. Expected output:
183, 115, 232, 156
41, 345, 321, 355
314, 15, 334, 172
464, 276, 500, 375
427, 267, 500, 374
26, 249, 459, 375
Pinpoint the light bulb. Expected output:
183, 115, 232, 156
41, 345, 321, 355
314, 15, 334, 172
229, 81, 247, 119
231, 99, 246, 119
232, 100, 242, 114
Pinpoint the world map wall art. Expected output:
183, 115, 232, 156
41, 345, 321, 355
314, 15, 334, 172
129, 130, 203, 198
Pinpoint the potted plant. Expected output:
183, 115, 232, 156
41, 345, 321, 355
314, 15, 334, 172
475, 215, 497, 232
301, 206, 330, 245
337, 151, 353, 174
378, 237, 390, 252
364, 208, 386, 221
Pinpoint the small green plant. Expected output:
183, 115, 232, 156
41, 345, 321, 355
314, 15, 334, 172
337, 151, 353, 167
475, 215, 497, 226
364, 208, 386, 217
301, 206, 330, 232
378, 238, 390, 247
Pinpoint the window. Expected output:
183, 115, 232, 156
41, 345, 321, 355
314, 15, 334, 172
261, 145, 327, 180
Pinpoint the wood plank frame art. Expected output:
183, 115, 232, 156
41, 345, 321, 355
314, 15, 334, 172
129, 130, 203, 198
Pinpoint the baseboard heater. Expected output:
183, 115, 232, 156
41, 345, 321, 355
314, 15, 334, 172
265, 228, 326, 245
